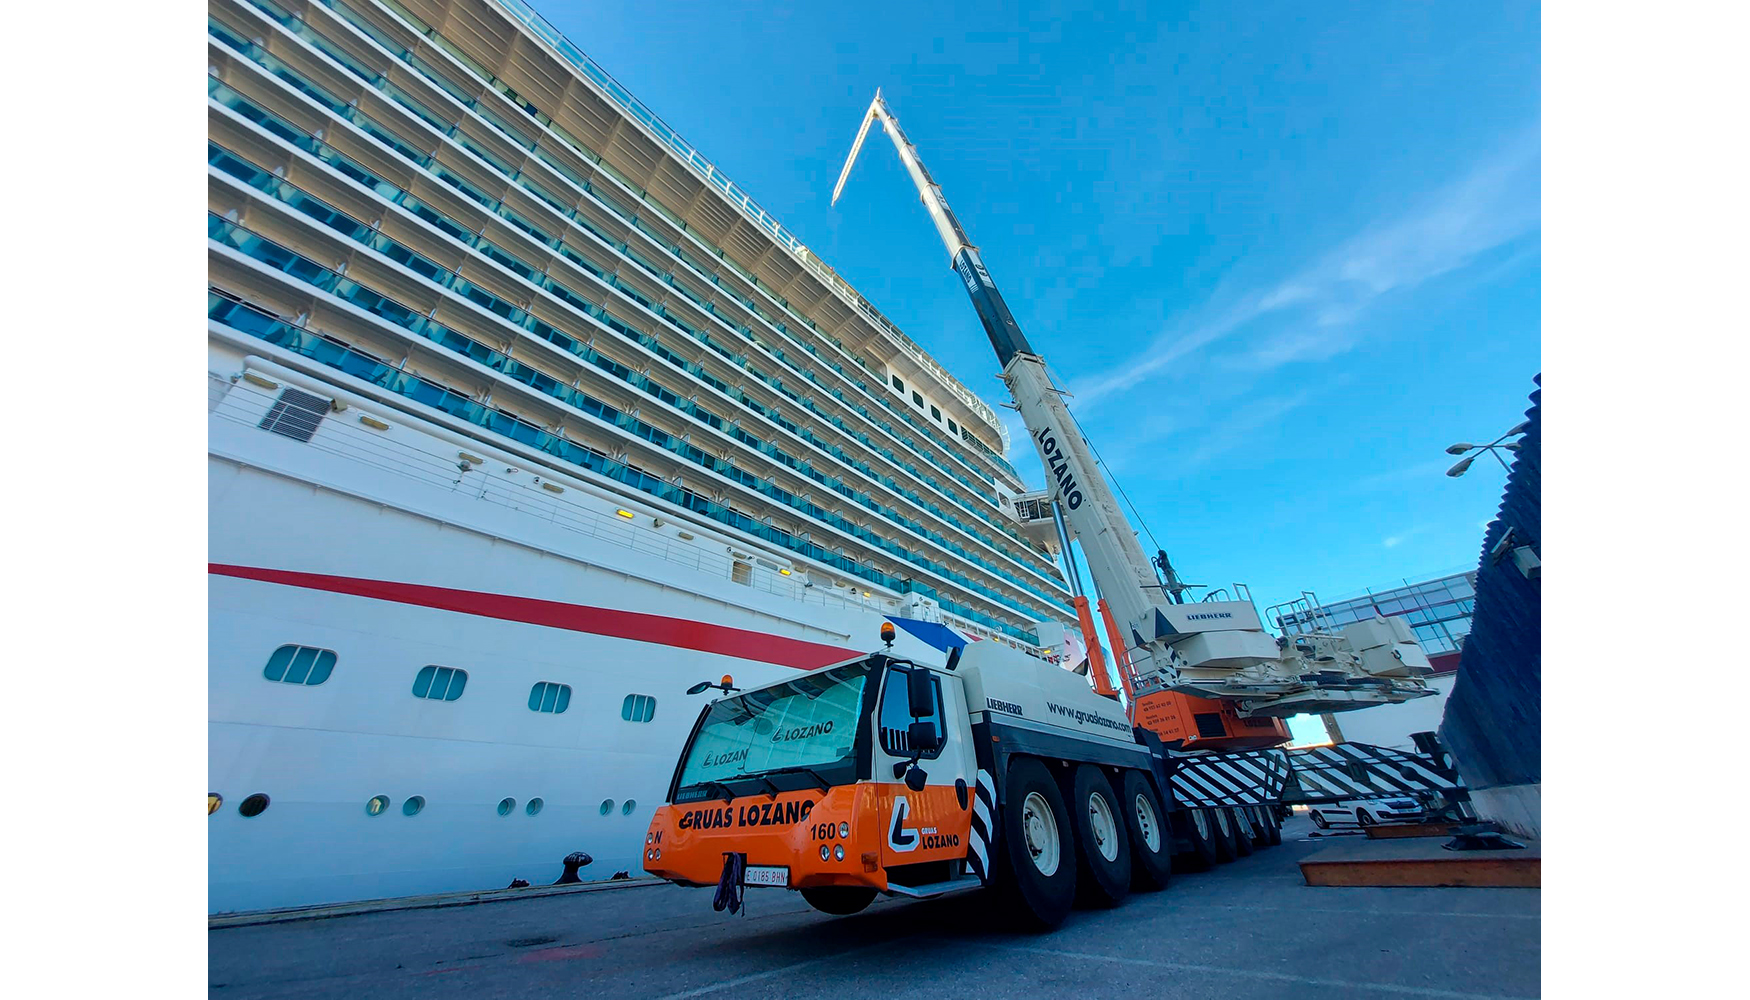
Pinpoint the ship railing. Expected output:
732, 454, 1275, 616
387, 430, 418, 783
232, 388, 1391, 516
210, 375, 891, 614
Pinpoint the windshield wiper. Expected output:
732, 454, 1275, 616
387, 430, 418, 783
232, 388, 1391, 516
762, 765, 833, 792
680, 780, 736, 803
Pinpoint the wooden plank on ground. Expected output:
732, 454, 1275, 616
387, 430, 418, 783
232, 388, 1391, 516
1299, 838, 1540, 888
1365, 822, 1460, 839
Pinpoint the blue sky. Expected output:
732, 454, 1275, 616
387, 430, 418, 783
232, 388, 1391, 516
543, 0, 1540, 617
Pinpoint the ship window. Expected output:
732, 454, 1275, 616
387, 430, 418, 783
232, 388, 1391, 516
526, 798, 544, 816
621, 694, 657, 723
263, 644, 336, 685
622, 800, 637, 816
731, 560, 752, 586
891, 375, 904, 391
911, 391, 923, 407
528, 682, 572, 714
208, 793, 222, 815
497, 797, 517, 816
947, 418, 958, 434
367, 795, 390, 816
930, 405, 941, 422
258, 387, 330, 442
238, 793, 270, 818
403, 795, 426, 816
599, 799, 615, 815
413, 665, 468, 701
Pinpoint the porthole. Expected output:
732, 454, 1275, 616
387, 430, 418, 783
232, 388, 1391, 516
403, 795, 426, 817
366, 795, 390, 816
621, 799, 637, 816
208, 793, 222, 815
526, 798, 544, 816
599, 799, 615, 816
497, 797, 516, 817
238, 793, 270, 818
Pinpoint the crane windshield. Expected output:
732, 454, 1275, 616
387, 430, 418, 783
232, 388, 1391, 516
673, 661, 873, 797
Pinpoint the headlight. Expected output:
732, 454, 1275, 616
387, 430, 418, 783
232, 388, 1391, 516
819, 845, 830, 861
839, 822, 850, 839
833, 845, 845, 862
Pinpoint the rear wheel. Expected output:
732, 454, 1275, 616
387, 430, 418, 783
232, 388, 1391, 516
991, 758, 1077, 929
1261, 806, 1283, 846
1230, 808, 1255, 857
1119, 771, 1172, 891
1070, 766, 1131, 908
1175, 808, 1218, 871
1211, 807, 1238, 862
800, 887, 876, 915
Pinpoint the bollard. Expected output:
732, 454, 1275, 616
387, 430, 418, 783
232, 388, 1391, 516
553, 851, 594, 885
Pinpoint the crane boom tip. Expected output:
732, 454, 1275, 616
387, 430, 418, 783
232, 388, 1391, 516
828, 91, 885, 208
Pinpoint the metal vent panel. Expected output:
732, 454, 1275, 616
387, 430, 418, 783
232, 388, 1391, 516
258, 387, 330, 443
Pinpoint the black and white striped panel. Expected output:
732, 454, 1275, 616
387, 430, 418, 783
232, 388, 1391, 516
1287, 743, 1465, 801
967, 768, 996, 885
1170, 750, 1291, 808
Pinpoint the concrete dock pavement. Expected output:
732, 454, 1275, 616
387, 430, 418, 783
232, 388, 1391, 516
208, 816, 1540, 1000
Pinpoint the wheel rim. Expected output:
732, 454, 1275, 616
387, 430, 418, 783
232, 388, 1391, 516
1132, 793, 1162, 853
1087, 791, 1119, 862
1021, 791, 1061, 876
1192, 809, 1210, 839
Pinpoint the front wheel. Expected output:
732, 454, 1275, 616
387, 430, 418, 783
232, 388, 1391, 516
991, 758, 1078, 929
800, 886, 876, 915
1120, 771, 1172, 891
1356, 808, 1377, 828
1070, 766, 1131, 908
1310, 810, 1329, 830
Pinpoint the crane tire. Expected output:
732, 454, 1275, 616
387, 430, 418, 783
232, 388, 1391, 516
800, 887, 876, 916
1260, 806, 1283, 846
1230, 808, 1255, 857
1211, 807, 1238, 862
1175, 808, 1219, 871
990, 758, 1077, 930
1119, 771, 1172, 891
1069, 766, 1131, 908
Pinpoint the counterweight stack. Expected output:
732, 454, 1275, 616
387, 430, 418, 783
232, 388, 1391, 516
830, 91, 1433, 718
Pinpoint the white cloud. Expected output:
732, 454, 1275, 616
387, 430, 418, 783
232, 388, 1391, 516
1073, 128, 1541, 411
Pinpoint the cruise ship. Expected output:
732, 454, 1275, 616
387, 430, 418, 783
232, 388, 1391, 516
207, 0, 1079, 912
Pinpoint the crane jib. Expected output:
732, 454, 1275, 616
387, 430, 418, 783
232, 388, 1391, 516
951, 248, 1033, 366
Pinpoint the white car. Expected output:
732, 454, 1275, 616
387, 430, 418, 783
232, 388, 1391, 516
1306, 798, 1425, 829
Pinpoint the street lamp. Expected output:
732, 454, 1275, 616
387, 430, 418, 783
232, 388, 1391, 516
1446, 420, 1529, 477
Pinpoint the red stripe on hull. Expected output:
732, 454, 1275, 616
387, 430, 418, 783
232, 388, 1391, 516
209, 563, 858, 670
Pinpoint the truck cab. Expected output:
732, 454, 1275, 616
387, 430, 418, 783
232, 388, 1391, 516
643, 650, 981, 913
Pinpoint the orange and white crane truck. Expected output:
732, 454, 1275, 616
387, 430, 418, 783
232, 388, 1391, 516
642, 93, 1457, 927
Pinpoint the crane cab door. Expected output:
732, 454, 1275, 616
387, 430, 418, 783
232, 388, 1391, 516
874, 663, 975, 870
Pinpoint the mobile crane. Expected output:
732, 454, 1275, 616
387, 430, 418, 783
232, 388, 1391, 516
641, 92, 1454, 927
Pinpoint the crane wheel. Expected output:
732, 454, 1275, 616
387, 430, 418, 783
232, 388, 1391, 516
1230, 808, 1255, 857
990, 758, 1077, 929
1174, 808, 1218, 871
1069, 766, 1131, 908
800, 887, 876, 916
1261, 807, 1283, 847
1119, 771, 1172, 891
1211, 807, 1238, 863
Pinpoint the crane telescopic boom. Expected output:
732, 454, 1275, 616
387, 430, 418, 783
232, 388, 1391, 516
830, 91, 1432, 716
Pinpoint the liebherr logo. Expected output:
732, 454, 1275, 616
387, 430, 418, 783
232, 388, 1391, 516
1033, 427, 1084, 510
1186, 612, 1234, 621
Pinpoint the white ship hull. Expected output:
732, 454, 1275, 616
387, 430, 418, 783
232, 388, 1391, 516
208, 337, 984, 913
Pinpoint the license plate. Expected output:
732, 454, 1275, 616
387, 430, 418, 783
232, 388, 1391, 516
742, 865, 789, 887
